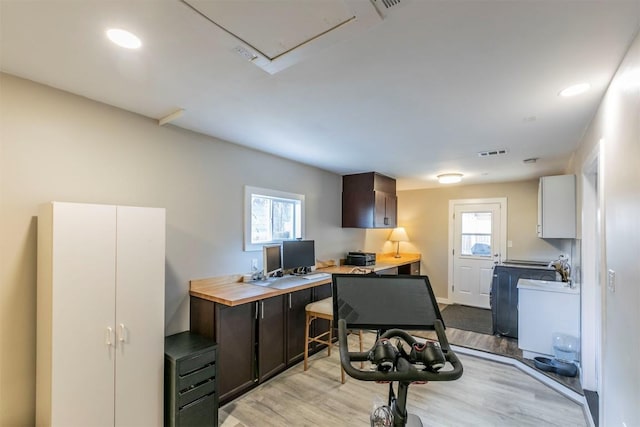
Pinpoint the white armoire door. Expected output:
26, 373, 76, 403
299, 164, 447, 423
38, 202, 117, 427
114, 206, 165, 426
37, 202, 165, 427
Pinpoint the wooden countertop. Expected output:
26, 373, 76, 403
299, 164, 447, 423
190, 253, 420, 306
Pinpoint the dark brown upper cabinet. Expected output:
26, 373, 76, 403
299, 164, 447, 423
342, 172, 397, 228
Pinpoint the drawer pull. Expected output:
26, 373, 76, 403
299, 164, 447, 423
179, 391, 216, 411
178, 378, 216, 408
178, 350, 216, 376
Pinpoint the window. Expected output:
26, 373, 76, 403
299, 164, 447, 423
460, 211, 492, 257
244, 186, 305, 251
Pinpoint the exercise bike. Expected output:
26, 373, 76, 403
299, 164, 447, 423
332, 274, 464, 427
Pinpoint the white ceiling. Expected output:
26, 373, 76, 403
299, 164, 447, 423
2, 0, 639, 190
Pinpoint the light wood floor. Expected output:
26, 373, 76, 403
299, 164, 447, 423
412, 326, 582, 394
219, 332, 588, 426
411, 327, 521, 358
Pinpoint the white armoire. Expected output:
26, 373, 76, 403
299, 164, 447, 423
36, 202, 165, 427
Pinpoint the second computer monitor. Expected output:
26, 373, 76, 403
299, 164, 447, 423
282, 239, 315, 271
263, 244, 282, 277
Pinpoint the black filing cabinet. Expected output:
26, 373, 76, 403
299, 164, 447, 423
165, 331, 218, 427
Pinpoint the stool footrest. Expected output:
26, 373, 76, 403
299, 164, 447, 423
304, 299, 363, 384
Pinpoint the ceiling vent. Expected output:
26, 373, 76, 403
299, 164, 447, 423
370, 0, 407, 17
477, 149, 508, 157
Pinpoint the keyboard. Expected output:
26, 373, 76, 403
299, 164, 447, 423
302, 272, 331, 280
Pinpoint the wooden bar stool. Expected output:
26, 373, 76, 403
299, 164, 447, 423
304, 297, 363, 383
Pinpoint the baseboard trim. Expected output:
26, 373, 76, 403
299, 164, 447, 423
436, 297, 451, 305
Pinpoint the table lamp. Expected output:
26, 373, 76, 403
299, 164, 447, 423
388, 227, 409, 258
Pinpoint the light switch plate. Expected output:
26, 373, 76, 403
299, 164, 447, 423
607, 269, 615, 292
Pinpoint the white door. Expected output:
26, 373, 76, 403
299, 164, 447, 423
51, 202, 117, 427
450, 200, 505, 308
114, 206, 165, 426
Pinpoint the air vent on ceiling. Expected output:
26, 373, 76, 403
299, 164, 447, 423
477, 149, 508, 157
370, 0, 406, 17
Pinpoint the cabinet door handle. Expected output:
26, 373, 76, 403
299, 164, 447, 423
118, 323, 127, 343
261, 301, 264, 319
105, 327, 114, 347
289, 294, 292, 309
255, 302, 259, 319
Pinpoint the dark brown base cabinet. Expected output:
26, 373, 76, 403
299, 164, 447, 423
257, 296, 287, 383
286, 288, 313, 364
190, 287, 331, 405
398, 261, 421, 275
213, 301, 256, 402
165, 332, 218, 427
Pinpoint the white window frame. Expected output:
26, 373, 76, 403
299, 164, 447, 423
244, 185, 305, 251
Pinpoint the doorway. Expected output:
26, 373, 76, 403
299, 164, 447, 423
581, 142, 603, 422
448, 198, 507, 308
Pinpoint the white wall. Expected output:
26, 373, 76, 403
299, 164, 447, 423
0, 73, 366, 425
571, 30, 640, 426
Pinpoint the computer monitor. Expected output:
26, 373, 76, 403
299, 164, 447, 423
263, 244, 282, 277
332, 274, 443, 330
282, 239, 315, 271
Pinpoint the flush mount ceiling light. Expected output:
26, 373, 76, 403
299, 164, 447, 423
437, 173, 463, 184
106, 28, 142, 49
559, 83, 591, 97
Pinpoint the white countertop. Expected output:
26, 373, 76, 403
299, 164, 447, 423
517, 278, 580, 294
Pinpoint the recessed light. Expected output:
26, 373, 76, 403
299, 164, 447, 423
559, 83, 590, 97
106, 28, 142, 49
437, 173, 463, 184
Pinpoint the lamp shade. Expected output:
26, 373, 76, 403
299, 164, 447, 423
389, 227, 409, 242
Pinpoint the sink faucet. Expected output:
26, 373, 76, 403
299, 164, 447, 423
549, 255, 571, 283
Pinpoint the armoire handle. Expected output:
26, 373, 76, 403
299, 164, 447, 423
118, 323, 127, 343
105, 327, 114, 347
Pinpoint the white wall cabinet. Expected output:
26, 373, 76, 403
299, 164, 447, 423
36, 202, 165, 427
537, 174, 576, 238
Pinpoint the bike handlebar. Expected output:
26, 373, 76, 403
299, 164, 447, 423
338, 319, 463, 383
